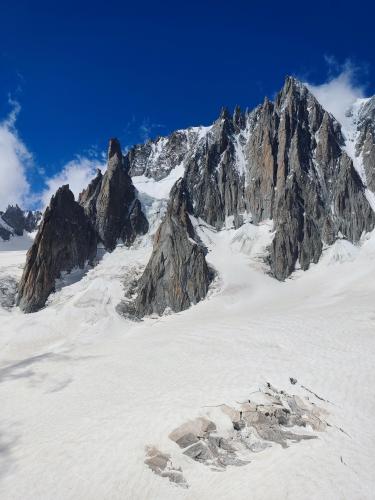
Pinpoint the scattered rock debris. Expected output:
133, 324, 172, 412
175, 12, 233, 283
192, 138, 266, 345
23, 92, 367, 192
144, 446, 188, 488
145, 383, 329, 488
0, 276, 18, 309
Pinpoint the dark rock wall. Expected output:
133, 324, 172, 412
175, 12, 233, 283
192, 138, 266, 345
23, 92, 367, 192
17, 186, 97, 313
132, 179, 213, 317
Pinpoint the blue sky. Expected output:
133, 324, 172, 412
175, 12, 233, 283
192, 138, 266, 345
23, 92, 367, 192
0, 0, 374, 209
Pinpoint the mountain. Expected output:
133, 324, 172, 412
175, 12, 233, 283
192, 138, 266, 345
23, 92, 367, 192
17, 138, 148, 312
2, 76, 375, 499
17, 185, 98, 313
0, 205, 41, 241
79, 138, 149, 250
120, 178, 214, 318
127, 76, 375, 280
14, 76, 375, 314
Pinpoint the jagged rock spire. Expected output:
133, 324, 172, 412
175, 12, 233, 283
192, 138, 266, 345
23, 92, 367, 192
17, 185, 97, 313
80, 138, 149, 251
108, 137, 122, 160
121, 178, 213, 317
219, 106, 231, 120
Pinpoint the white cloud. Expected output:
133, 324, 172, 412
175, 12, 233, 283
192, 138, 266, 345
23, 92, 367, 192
305, 60, 366, 126
0, 99, 32, 210
0, 97, 108, 212
40, 155, 105, 208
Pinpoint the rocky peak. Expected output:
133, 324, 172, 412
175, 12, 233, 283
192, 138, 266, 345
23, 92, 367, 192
167, 178, 194, 224
274, 76, 326, 134
233, 105, 246, 130
276, 76, 309, 104
80, 138, 148, 251
49, 184, 74, 210
182, 76, 375, 279
78, 168, 103, 224
108, 137, 123, 161
266, 82, 375, 279
358, 95, 375, 123
0, 204, 41, 239
17, 185, 97, 313
2, 205, 26, 236
219, 106, 231, 120
121, 178, 213, 318
353, 96, 375, 191
24, 210, 42, 233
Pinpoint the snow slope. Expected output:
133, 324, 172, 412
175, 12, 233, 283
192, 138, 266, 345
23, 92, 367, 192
341, 97, 375, 210
1, 208, 375, 499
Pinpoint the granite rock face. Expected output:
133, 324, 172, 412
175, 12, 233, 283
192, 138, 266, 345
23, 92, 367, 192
354, 96, 375, 191
267, 79, 374, 278
79, 139, 148, 251
131, 178, 213, 317
0, 225, 12, 241
0, 205, 41, 240
128, 130, 193, 180
78, 168, 103, 225
125, 77, 375, 280
11, 79, 375, 317
183, 107, 246, 229
16, 138, 148, 313
17, 185, 97, 313
2, 205, 27, 236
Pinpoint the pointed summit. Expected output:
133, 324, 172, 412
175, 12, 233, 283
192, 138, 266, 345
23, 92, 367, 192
108, 137, 122, 160
168, 177, 194, 223
233, 105, 245, 128
122, 178, 213, 318
275, 75, 311, 106
283, 75, 306, 91
88, 138, 148, 250
219, 106, 231, 120
17, 185, 97, 313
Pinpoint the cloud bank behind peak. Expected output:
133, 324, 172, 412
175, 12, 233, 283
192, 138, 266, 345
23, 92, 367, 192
0, 99, 32, 209
305, 60, 367, 126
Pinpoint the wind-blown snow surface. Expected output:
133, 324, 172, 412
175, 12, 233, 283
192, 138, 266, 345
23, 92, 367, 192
1, 207, 375, 498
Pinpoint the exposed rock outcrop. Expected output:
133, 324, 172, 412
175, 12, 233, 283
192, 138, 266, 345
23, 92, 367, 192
183, 107, 246, 229
354, 96, 375, 191
144, 447, 188, 488
2, 205, 26, 236
267, 78, 375, 278
13, 79, 375, 318
128, 178, 213, 317
79, 139, 148, 250
128, 130, 192, 180
146, 383, 326, 488
0, 225, 12, 241
17, 185, 97, 313
78, 168, 103, 225
0, 205, 41, 240
125, 77, 375, 280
